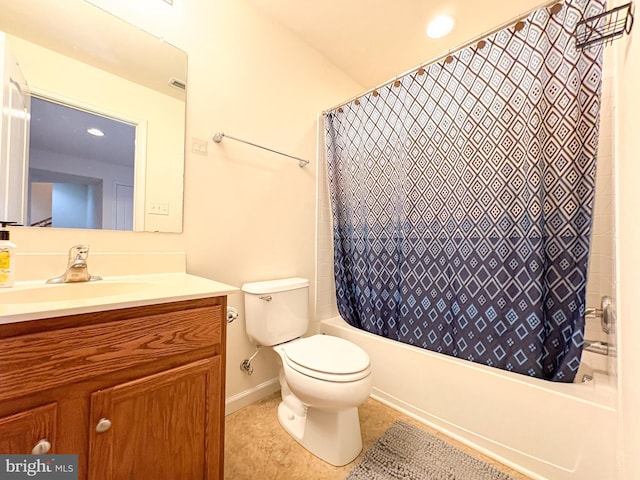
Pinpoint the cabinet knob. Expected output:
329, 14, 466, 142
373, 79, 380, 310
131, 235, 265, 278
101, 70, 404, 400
95, 418, 112, 433
32, 439, 51, 455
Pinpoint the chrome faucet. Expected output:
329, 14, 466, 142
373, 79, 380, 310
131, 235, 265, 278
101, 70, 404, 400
583, 339, 617, 357
46, 245, 102, 284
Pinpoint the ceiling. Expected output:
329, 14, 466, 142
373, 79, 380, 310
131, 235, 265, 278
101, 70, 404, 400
0, 0, 187, 101
29, 98, 136, 167
245, 0, 548, 90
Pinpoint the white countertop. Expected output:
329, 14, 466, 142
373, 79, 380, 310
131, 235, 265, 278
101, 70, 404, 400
0, 273, 239, 324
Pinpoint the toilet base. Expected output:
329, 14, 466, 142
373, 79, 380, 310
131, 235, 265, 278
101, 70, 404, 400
277, 400, 363, 466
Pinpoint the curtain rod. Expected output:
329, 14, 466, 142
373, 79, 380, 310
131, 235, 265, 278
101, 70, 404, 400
323, 0, 563, 115
212, 132, 310, 167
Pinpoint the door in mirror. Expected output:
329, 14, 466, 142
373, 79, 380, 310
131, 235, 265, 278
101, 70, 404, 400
0, 32, 29, 225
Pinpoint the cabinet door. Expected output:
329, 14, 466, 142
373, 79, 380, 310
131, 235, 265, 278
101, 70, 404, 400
0, 403, 56, 454
88, 358, 222, 480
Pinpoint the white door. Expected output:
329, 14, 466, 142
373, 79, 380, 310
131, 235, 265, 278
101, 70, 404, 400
115, 183, 133, 230
0, 32, 30, 225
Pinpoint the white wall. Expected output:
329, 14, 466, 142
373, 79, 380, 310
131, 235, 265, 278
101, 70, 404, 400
316, 126, 340, 321
172, 0, 362, 410
10, 0, 362, 411
587, 47, 616, 311
615, 10, 640, 479
583, 46, 617, 374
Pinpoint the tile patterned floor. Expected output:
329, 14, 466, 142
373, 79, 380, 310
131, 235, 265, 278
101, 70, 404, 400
224, 392, 531, 479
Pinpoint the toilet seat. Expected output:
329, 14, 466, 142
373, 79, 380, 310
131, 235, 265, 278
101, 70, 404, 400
283, 335, 371, 382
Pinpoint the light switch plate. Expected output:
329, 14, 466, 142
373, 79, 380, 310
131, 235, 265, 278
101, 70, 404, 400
149, 201, 169, 215
191, 137, 208, 155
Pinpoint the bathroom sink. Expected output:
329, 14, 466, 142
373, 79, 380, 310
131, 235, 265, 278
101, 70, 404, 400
0, 280, 154, 304
0, 273, 238, 325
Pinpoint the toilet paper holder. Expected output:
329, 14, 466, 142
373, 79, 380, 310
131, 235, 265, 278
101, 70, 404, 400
226, 306, 239, 323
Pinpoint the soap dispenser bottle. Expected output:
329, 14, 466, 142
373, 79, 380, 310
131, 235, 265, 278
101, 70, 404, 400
0, 221, 17, 288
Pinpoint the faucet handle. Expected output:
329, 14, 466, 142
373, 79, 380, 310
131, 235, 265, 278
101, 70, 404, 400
45, 245, 100, 284
69, 245, 90, 261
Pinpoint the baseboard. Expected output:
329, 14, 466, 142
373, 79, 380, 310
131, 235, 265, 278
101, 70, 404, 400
225, 378, 280, 415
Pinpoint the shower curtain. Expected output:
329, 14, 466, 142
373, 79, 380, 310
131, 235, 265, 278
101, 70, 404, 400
325, 0, 604, 382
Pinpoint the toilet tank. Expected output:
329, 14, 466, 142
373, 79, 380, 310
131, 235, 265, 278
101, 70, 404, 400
242, 277, 310, 346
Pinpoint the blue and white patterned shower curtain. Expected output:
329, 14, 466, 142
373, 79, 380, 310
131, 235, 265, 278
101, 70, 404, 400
325, 0, 604, 382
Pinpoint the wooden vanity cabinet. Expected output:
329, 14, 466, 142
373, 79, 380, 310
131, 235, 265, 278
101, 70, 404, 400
88, 357, 222, 479
0, 296, 227, 480
0, 403, 57, 455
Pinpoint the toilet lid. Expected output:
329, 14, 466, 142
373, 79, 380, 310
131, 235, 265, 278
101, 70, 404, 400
283, 335, 370, 379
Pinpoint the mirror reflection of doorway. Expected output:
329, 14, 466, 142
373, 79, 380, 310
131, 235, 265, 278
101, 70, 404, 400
28, 96, 135, 230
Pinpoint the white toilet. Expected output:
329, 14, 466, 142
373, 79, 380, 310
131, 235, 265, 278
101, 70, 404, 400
242, 277, 372, 466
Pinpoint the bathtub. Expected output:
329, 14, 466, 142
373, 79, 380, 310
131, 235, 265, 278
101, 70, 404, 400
320, 316, 617, 480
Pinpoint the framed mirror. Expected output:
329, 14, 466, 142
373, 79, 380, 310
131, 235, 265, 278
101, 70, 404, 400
0, 0, 187, 232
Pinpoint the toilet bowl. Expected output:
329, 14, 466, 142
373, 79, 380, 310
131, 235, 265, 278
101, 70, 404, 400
273, 335, 372, 466
242, 278, 373, 466
277, 335, 372, 408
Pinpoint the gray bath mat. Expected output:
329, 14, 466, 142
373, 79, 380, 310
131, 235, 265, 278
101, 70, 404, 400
345, 421, 517, 480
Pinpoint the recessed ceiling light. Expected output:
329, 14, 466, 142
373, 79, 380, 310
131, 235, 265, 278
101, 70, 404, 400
87, 127, 105, 137
427, 15, 455, 39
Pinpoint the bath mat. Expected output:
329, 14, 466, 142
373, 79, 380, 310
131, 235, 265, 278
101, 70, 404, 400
345, 421, 517, 480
